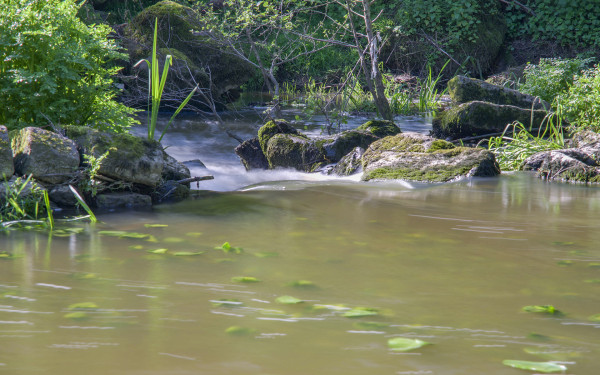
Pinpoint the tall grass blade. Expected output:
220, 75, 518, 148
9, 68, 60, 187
68, 185, 97, 223
43, 190, 53, 230
159, 85, 199, 142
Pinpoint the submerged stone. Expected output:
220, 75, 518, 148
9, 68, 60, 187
432, 101, 548, 140
11, 127, 79, 184
447, 75, 549, 109
95, 192, 152, 209
235, 137, 269, 171
0, 126, 14, 180
361, 132, 500, 182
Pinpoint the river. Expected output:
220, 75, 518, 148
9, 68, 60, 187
0, 111, 599, 374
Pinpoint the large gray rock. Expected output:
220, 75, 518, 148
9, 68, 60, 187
235, 137, 269, 171
265, 134, 327, 172
447, 75, 549, 109
432, 101, 548, 140
521, 131, 600, 183
330, 147, 365, 176
162, 151, 191, 181
11, 127, 79, 184
64, 126, 164, 188
0, 126, 14, 180
361, 132, 500, 182
95, 192, 152, 209
48, 185, 78, 207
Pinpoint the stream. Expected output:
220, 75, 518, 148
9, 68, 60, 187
1, 111, 599, 374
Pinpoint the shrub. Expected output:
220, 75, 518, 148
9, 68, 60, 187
558, 65, 600, 132
0, 0, 138, 132
519, 58, 592, 103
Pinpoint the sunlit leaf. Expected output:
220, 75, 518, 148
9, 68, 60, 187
147, 248, 168, 254
343, 307, 378, 318
225, 326, 256, 336
556, 260, 572, 266
502, 360, 566, 373
129, 245, 144, 250
528, 332, 552, 341
588, 263, 600, 268
0, 252, 14, 259
98, 230, 128, 237
67, 302, 98, 310
522, 305, 563, 316
172, 251, 204, 256
120, 232, 151, 239
231, 276, 260, 283
588, 313, 600, 322
275, 295, 303, 304
144, 224, 168, 228
211, 299, 243, 307
584, 279, 600, 283
63, 312, 89, 320
388, 337, 431, 351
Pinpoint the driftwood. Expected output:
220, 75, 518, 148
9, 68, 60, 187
176, 175, 214, 184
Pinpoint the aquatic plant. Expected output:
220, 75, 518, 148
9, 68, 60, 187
387, 337, 431, 352
502, 360, 566, 373
134, 18, 198, 142
0, 175, 51, 226
416, 60, 449, 114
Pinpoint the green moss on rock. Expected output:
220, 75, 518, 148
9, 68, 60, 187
356, 120, 401, 138
257, 120, 302, 153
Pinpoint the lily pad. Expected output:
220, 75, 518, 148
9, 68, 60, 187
556, 260, 573, 266
588, 263, 600, 268
231, 276, 260, 283
353, 321, 389, 330
522, 305, 563, 316
147, 248, 168, 254
172, 251, 204, 256
387, 337, 431, 352
225, 326, 256, 336
129, 245, 144, 250
502, 360, 566, 373
343, 307, 379, 318
0, 252, 14, 259
216, 242, 244, 254
275, 295, 304, 304
144, 224, 168, 228
67, 302, 98, 310
98, 230, 128, 237
588, 313, 600, 322
63, 312, 90, 321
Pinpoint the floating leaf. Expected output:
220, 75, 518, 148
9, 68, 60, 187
353, 321, 389, 330
64, 312, 89, 321
211, 299, 243, 308
144, 224, 168, 228
0, 252, 13, 259
588, 313, 600, 322
172, 251, 204, 256
254, 251, 279, 258
147, 248, 168, 254
275, 295, 304, 304
225, 326, 255, 336
502, 360, 566, 373
231, 276, 260, 283
287, 280, 317, 288
120, 233, 150, 239
387, 337, 431, 352
343, 307, 379, 318
98, 230, 128, 237
67, 302, 98, 310
522, 305, 563, 316
129, 245, 144, 250
215, 242, 244, 254
588, 263, 600, 268
584, 279, 600, 283
528, 332, 552, 341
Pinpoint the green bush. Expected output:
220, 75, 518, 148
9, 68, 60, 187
520, 58, 592, 103
559, 65, 600, 132
0, 0, 138, 132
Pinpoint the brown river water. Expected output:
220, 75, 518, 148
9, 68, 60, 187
0, 114, 599, 374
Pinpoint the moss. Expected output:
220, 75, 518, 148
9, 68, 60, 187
265, 134, 326, 172
356, 120, 401, 138
363, 165, 473, 183
319, 130, 378, 162
257, 120, 302, 152
428, 139, 455, 152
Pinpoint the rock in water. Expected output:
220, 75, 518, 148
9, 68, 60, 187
361, 132, 500, 182
11, 127, 79, 184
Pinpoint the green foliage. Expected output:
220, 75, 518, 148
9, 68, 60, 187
558, 65, 600, 132
502, 360, 566, 373
0, 0, 138, 132
520, 58, 592, 103
134, 18, 198, 142
0, 175, 49, 223
488, 115, 565, 171
387, 337, 431, 352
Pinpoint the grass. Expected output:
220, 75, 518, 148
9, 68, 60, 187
487, 111, 566, 171
134, 18, 198, 142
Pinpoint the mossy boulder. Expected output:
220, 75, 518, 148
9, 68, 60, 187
330, 147, 364, 176
64, 126, 164, 188
11, 127, 79, 184
265, 134, 327, 172
432, 101, 548, 140
257, 120, 301, 152
0, 126, 14, 180
318, 130, 379, 162
447, 76, 548, 109
521, 131, 600, 184
95, 192, 153, 209
235, 137, 269, 171
361, 132, 500, 182
356, 120, 401, 138
123, 1, 253, 110
162, 151, 191, 181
